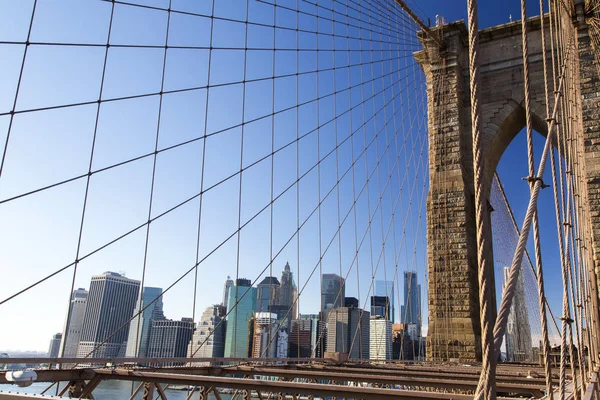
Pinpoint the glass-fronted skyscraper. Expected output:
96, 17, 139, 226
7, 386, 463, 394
374, 280, 395, 322
400, 272, 421, 338
125, 286, 164, 358
321, 273, 345, 313
224, 279, 257, 358
370, 296, 391, 320
256, 276, 280, 313
401, 272, 420, 324
78, 272, 140, 358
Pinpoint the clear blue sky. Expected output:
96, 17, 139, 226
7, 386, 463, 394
0, 0, 564, 352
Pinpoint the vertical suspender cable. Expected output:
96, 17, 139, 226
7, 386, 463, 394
465, 0, 497, 397
522, 0, 554, 395
537, 0, 555, 394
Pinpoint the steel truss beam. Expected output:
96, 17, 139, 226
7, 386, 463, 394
93, 369, 529, 400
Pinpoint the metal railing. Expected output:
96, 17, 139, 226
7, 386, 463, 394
584, 371, 600, 400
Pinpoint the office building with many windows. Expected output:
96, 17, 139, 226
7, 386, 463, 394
77, 272, 140, 358
187, 304, 227, 363
147, 318, 195, 365
224, 278, 257, 358
370, 317, 392, 360
125, 286, 164, 358
321, 274, 345, 314
59, 288, 88, 358
374, 280, 395, 322
325, 306, 370, 359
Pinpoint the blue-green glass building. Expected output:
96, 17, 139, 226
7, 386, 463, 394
224, 279, 257, 358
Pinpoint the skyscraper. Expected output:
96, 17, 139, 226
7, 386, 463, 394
325, 306, 370, 359
279, 262, 297, 319
48, 333, 62, 358
374, 280, 395, 322
370, 317, 392, 360
187, 304, 227, 363
59, 288, 88, 358
147, 318, 195, 365
256, 277, 280, 313
400, 272, 421, 338
503, 267, 533, 362
77, 272, 140, 358
290, 315, 318, 358
321, 273, 345, 314
224, 278, 257, 358
276, 329, 288, 358
252, 312, 279, 358
125, 286, 164, 358
344, 297, 359, 308
370, 296, 391, 320
222, 276, 234, 309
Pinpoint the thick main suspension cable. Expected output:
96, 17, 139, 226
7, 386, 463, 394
466, 0, 497, 397
392, 0, 443, 48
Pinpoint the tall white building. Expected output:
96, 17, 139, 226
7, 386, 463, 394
252, 312, 279, 358
276, 330, 288, 358
59, 288, 88, 358
369, 317, 392, 360
77, 272, 140, 358
48, 333, 62, 358
222, 276, 234, 310
187, 305, 227, 364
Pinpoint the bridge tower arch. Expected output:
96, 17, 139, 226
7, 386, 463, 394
416, 17, 555, 362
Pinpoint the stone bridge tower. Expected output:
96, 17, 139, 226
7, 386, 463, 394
416, 6, 600, 362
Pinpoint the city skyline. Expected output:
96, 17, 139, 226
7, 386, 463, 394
33, 263, 428, 354
39, 266, 429, 364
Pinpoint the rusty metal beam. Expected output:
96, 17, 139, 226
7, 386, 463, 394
0, 357, 327, 366
221, 366, 545, 396
146, 363, 549, 386
291, 365, 551, 384
128, 382, 145, 400
154, 382, 168, 399
92, 369, 529, 400
79, 374, 103, 399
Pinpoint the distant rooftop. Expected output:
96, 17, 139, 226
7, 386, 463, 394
257, 276, 280, 286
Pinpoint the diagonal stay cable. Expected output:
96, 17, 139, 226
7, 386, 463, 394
161, 54, 425, 360
348, 79, 428, 357
0, 0, 38, 181
0, 48, 420, 119
79, 70, 426, 365
0, 55, 422, 307
0, 53, 419, 206
258, 70, 427, 359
